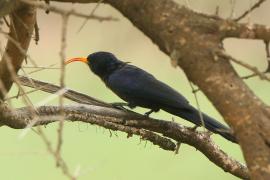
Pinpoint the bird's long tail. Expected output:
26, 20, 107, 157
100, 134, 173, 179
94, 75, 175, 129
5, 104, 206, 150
164, 106, 237, 143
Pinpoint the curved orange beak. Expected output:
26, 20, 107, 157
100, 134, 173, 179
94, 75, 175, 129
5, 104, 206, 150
65, 57, 88, 65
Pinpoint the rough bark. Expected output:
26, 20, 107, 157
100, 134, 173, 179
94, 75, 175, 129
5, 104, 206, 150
0, 76, 249, 179
102, 1, 270, 179
47, 0, 270, 179
0, 2, 36, 99
0, 0, 19, 17
1, 0, 270, 179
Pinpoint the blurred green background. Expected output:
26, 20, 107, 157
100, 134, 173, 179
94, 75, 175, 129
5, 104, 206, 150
0, 0, 270, 179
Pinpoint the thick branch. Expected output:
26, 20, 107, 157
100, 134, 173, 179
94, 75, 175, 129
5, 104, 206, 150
20, 0, 117, 21
32, 0, 270, 179
15, 76, 249, 179
7, 0, 270, 179
235, 0, 267, 21
0, 101, 248, 179
49, 0, 270, 42
0, 0, 19, 17
80, 1, 269, 179
0, 3, 36, 99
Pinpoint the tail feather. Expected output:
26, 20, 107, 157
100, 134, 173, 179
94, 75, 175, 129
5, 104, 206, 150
164, 106, 237, 143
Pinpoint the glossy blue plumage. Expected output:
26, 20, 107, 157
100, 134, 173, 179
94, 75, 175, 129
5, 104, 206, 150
87, 52, 236, 143
107, 64, 189, 110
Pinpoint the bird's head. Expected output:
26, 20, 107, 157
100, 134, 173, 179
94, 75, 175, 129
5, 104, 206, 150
65, 51, 123, 80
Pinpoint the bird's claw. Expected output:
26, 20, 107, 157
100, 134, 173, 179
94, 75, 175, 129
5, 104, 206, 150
112, 105, 129, 111
203, 131, 213, 137
144, 109, 155, 117
111, 102, 129, 111
189, 125, 199, 131
111, 102, 129, 107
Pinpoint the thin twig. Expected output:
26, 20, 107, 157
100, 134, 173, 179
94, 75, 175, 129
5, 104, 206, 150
25, 64, 59, 74
36, 127, 76, 180
20, 0, 118, 22
1, 5, 74, 179
0, 43, 37, 114
187, 80, 205, 130
229, 0, 236, 19
5, 87, 43, 100
3, 16, 10, 27
56, 14, 69, 166
235, 0, 267, 21
241, 40, 270, 79
22, 65, 59, 69
18, 76, 110, 107
77, 0, 104, 33
217, 50, 270, 82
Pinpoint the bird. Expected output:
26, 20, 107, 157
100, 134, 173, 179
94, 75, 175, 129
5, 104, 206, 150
65, 51, 236, 143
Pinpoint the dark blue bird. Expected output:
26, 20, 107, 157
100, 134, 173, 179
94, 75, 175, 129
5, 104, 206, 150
66, 51, 236, 143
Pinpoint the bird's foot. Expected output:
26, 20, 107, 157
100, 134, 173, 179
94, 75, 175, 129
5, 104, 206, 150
203, 131, 213, 137
144, 109, 155, 117
111, 102, 129, 107
189, 125, 199, 131
111, 102, 129, 111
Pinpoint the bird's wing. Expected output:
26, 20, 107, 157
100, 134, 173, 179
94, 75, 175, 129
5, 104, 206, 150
107, 65, 190, 109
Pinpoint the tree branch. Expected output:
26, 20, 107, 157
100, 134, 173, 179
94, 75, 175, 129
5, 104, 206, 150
0, 0, 19, 17
18, 76, 109, 107
0, 79, 249, 179
57, 1, 269, 179
235, 0, 267, 22
20, 0, 117, 21
47, 0, 270, 42
0, 2, 36, 99
5, 0, 270, 179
